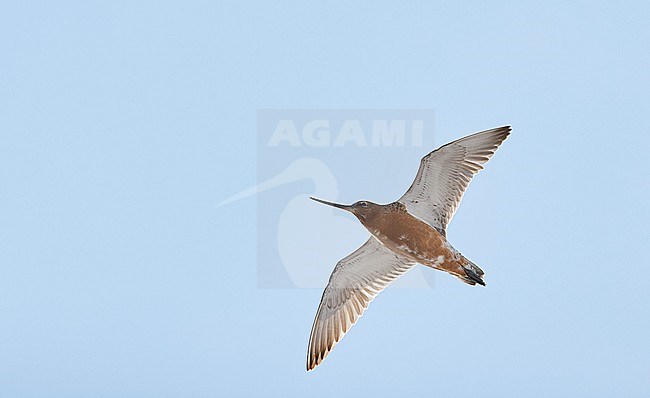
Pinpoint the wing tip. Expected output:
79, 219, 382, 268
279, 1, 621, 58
306, 356, 320, 371
485, 125, 512, 138
306, 348, 328, 371
474, 125, 511, 147
433, 125, 512, 155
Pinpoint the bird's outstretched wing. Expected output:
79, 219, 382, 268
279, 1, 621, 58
398, 126, 511, 234
307, 237, 414, 371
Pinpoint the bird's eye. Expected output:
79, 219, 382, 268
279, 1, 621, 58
359, 201, 368, 207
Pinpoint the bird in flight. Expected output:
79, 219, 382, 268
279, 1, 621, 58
306, 126, 511, 371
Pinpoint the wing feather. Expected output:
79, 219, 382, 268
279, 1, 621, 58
306, 238, 414, 371
399, 126, 511, 233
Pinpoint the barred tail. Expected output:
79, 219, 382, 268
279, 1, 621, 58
460, 258, 485, 286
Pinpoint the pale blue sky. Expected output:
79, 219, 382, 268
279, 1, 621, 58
1, 1, 649, 397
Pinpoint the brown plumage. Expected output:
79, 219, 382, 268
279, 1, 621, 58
356, 202, 484, 285
306, 126, 510, 371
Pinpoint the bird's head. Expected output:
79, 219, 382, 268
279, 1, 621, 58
310, 197, 382, 224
